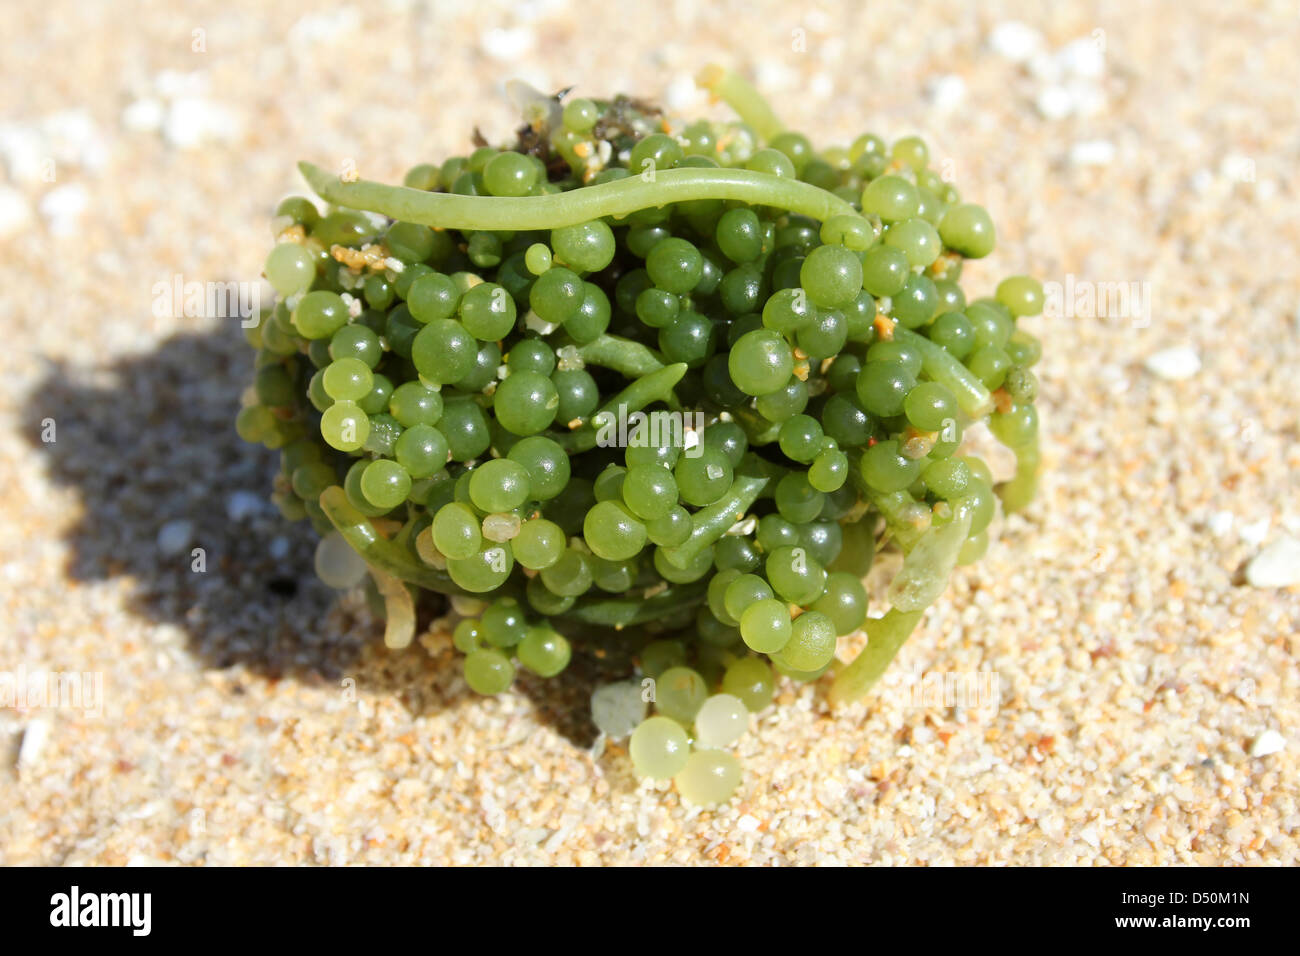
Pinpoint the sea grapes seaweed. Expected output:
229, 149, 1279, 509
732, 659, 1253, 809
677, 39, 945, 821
240, 67, 1044, 803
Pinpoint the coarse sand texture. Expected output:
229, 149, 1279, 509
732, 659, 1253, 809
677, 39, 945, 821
1, 0, 1297, 864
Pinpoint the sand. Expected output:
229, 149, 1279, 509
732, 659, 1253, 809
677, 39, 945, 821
1, 0, 1297, 865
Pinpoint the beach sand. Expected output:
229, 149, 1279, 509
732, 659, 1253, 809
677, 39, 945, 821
1, 0, 1297, 864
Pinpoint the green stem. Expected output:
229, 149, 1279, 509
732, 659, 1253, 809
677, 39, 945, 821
998, 436, 1040, 513
575, 334, 665, 377
885, 503, 971, 612
861, 485, 930, 553
832, 498, 976, 704
893, 328, 993, 418
829, 609, 925, 706
299, 163, 858, 231
319, 486, 475, 596
560, 581, 709, 628
559, 362, 688, 453
658, 472, 770, 569
696, 65, 784, 142
369, 567, 417, 649
596, 362, 688, 418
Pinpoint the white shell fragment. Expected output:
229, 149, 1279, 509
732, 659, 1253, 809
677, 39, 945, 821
1144, 345, 1201, 381
1245, 536, 1300, 588
1249, 730, 1285, 757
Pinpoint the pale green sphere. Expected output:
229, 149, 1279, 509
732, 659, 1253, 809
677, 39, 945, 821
693, 693, 749, 749
675, 750, 742, 805
629, 716, 690, 780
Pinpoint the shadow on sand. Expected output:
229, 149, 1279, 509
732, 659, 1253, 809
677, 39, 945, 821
26, 324, 620, 746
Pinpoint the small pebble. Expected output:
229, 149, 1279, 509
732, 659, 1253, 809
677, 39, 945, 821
663, 74, 702, 112
756, 61, 796, 91
0, 185, 33, 240
1207, 511, 1234, 536
1245, 536, 1300, 588
480, 27, 535, 61
156, 519, 194, 556
164, 98, 240, 150
1144, 345, 1201, 381
38, 183, 89, 236
809, 72, 835, 99
121, 98, 165, 133
555, 345, 583, 371
1035, 86, 1075, 120
268, 535, 292, 560
1219, 153, 1256, 184
0, 123, 45, 182
1239, 519, 1271, 547
1249, 730, 1285, 757
17, 718, 50, 772
525, 311, 558, 335
225, 491, 266, 522
1056, 37, 1106, 78
989, 21, 1043, 62
1070, 140, 1116, 167
927, 74, 967, 111
42, 109, 107, 171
